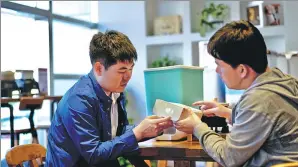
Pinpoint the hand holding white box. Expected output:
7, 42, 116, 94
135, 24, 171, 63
153, 99, 202, 122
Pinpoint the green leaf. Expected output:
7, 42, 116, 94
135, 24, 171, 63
118, 157, 125, 165
151, 56, 177, 68
197, 3, 229, 37
158, 60, 163, 67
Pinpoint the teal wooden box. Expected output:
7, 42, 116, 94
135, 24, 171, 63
144, 65, 204, 115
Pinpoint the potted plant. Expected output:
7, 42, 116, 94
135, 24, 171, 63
150, 56, 177, 68
197, 3, 229, 37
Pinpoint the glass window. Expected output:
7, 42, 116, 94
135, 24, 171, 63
53, 20, 97, 75
54, 79, 79, 95
1, 9, 49, 75
1, 1, 99, 158
10, 1, 49, 10
52, 1, 98, 22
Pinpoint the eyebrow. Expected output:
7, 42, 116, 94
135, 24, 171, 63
118, 63, 135, 70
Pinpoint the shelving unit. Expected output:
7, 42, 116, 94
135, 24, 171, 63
98, 0, 298, 119
144, 1, 295, 69
146, 43, 183, 68
146, 34, 184, 45
143, 0, 298, 111
145, 1, 188, 36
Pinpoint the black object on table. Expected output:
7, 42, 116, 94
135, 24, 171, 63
202, 116, 229, 133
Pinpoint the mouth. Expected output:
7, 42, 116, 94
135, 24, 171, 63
120, 83, 127, 87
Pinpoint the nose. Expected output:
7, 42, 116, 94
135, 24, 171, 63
215, 66, 220, 74
123, 71, 132, 80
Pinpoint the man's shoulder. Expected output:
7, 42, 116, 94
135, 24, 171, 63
62, 75, 99, 109
242, 88, 276, 101
237, 89, 277, 112
70, 75, 96, 96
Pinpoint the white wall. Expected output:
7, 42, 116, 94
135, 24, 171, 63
284, 1, 298, 78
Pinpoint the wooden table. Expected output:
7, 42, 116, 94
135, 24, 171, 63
0, 95, 62, 103
1, 95, 62, 119
0, 96, 62, 147
137, 139, 214, 167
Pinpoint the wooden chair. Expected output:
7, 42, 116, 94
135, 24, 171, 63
5, 144, 46, 167
1, 97, 44, 146
19, 97, 44, 144
271, 162, 298, 167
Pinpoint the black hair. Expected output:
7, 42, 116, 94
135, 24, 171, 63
89, 30, 137, 69
207, 20, 268, 73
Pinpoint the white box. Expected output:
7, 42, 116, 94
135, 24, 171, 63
153, 15, 182, 35
153, 99, 202, 122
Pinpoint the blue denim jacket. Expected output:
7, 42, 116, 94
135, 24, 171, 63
46, 70, 140, 167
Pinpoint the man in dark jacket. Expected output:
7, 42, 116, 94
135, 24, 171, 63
46, 30, 173, 166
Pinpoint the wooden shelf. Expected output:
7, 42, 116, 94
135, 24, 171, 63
189, 25, 285, 42
189, 32, 214, 42
146, 34, 184, 46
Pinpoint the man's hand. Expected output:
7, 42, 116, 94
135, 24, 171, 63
175, 110, 202, 134
133, 115, 173, 141
193, 101, 232, 120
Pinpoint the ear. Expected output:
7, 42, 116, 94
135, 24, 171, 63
238, 64, 248, 79
94, 62, 105, 76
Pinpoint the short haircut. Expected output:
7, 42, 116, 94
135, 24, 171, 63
207, 20, 268, 73
89, 30, 137, 69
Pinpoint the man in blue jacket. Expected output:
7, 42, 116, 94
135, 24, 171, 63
46, 30, 173, 166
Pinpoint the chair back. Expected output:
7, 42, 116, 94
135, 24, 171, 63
19, 97, 44, 111
1, 80, 19, 98
271, 162, 298, 167
5, 144, 46, 167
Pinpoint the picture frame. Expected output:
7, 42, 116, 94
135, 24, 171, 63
264, 4, 282, 26
247, 5, 261, 26
246, 1, 265, 28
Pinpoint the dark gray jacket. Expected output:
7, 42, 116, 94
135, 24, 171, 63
194, 68, 298, 167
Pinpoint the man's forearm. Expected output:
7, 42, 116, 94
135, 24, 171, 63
193, 110, 273, 167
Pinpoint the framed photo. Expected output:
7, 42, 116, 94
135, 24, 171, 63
247, 5, 261, 26
264, 4, 281, 26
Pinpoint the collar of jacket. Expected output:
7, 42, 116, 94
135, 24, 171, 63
88, 69, 125, 105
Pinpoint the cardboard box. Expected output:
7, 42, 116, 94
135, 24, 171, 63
154, 15, 182, 35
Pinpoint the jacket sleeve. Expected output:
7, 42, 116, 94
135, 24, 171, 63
62, 94, 139, 165
124, 124, 136, 133
124, 124, 160, 142
193, 107, 273, 167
